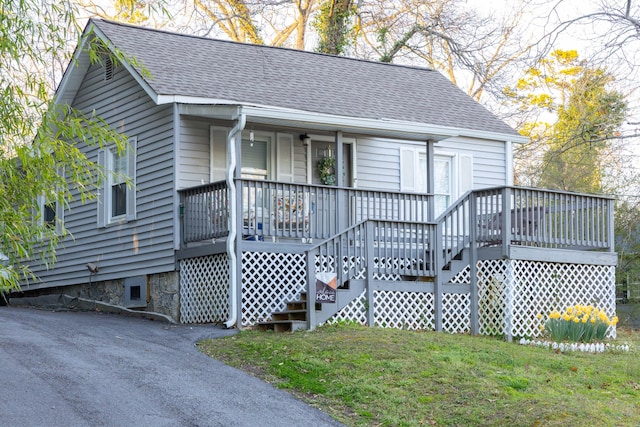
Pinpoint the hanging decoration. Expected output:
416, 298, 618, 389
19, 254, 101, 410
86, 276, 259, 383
317, 157, 336, 186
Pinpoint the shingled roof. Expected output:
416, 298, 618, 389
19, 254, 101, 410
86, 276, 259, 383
75, 19, 520, 138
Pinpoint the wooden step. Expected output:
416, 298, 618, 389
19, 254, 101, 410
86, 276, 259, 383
255, 320, 307, 332
286, 301, 307, 311
272, 309, 307, 321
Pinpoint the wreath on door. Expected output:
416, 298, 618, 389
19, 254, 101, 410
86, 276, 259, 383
317, 157, 336, 186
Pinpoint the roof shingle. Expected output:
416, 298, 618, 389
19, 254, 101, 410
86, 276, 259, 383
92, 19, 519, 137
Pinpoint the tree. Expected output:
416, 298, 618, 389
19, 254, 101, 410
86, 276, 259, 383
314, 0, 354, 55
171, 0, 315, 49
506, 50, 627, 193
0, 1, 127, 293
350, 0, 548, 104
549, 0, 640, 75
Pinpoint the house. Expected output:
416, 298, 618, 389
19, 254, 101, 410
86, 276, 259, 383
23, 19, 617, 338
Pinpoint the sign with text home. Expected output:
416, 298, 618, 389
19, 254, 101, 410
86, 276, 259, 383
315, 272, 337, 303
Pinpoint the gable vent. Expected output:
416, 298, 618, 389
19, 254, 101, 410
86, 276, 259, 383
104, 56, 114, 82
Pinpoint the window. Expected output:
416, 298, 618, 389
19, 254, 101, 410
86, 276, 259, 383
37, 195, 64, 234
434, 156, 452, 215
400, 147, 429, 194
98, 137, 136, 226
241, 138, 269, 179
400, 147, 472, 216
110, 150, 128, 218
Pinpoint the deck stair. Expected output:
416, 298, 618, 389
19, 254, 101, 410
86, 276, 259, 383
256, 279, 366, 332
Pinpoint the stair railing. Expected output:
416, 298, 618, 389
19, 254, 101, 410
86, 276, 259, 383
305, 221, 369, 329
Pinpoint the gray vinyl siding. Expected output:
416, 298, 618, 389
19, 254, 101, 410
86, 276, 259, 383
179, 118, 211, 188
355, 137, 401, 191
437, 136, 507, 189
28, 61, 176, 288
293, 137, 307, 183
354, 136, 507, 194
177, 122, 308, 187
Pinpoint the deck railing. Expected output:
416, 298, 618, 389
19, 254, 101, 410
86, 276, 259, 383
180, 181, 229, 243
179, 181, 614, 252
179, 179, 432, 243
474, 186, 614, 251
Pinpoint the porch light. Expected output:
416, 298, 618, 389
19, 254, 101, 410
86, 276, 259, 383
249, 130, 255, 147
300, 133, 311, 146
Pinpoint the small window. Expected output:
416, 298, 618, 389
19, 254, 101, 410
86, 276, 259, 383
110, 150, 128, 218
44, 203, 57, 226
434, 157, 452, 215
37, 193, 64, 235
98, 137, 137, 227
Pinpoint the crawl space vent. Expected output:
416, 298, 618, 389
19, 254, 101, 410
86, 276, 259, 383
124, 276, 147, 308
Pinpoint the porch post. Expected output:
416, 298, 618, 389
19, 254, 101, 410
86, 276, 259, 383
306, 249, 317, 330
503, 259, 515, 342
365, 221, 375, 326
469, 193, 479, 335
335, 131, 346, 232
501, 187, 512, 258
607, 198, 615, 253
426, 140, 435, 221
433, 221, 443, 331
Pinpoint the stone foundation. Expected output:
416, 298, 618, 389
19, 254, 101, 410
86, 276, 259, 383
147, 272, 180, 321
37, 272, 180, 322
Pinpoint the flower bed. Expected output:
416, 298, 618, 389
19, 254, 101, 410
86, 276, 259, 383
538, 304, 618, 343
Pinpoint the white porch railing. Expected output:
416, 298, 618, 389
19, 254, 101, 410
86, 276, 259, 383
179, 182, 614, 252
179, 179, 432, 243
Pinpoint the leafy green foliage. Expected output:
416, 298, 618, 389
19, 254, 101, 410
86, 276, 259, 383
508, 50, 627, 193
0, 1, 127, 292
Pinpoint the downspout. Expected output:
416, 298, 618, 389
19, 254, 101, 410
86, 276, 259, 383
225, 109, 245, 328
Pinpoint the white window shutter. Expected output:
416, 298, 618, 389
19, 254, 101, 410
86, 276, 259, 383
276, 133, 294, 182
210, 126, 228, 182
459, 154, 474, 194
400, 147, 416, 192
36, 195, 45, 226
97, 148, 106, 228
126, 137, 137, 221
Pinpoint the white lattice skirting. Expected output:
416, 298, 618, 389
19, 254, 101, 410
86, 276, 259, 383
179, 254, 230, 323
241, 251, 307, 326
327, 260, 616, 338
179, 252, 616, 339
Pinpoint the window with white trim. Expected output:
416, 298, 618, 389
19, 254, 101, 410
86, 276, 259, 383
434, 156, 452, 215
400, 147, 472, 216
98, 137, 136, 226
37, 194, 64, 234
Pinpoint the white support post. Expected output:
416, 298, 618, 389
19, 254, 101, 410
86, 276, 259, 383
469, 193, 479, 335
365, 221, 375, 327
503, 259, 515, 342
306, 249, 317, 330
433, 221, 443, 332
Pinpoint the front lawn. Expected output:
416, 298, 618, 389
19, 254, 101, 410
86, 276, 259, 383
198, 324, 639, 426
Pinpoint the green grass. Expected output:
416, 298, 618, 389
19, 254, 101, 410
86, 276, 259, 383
197, 324, 640, 426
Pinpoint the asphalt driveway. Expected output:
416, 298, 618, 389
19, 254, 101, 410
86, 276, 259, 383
0, 306, 343, 427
